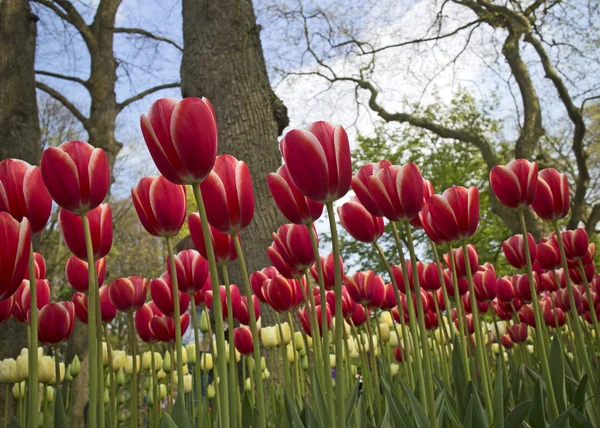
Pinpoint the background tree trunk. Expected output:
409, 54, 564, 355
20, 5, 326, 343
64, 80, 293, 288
180, 0, 289, 326
0, 1, 40, 424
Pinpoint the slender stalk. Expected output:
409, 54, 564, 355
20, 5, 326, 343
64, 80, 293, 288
306, 223, 335, 421
190, 298, 203, 428
276, 313, 291, 395
191, 183, 229, 428
577, 261, 600, 351
232, 235, 266, 428
165, 236, 184, 396
350, 322, 375, 421
97, 301, 105, 428
287, 313, 303, 399
104, 326, 117, 428
220, 263, 239, 424
3, 384, 8, 428
300, 271, 324, 383
150, 343, 159, 427
81, 214, 98, 428
326, 202, 345, 426
127, 314, 138, 428
27, 244, 39, 428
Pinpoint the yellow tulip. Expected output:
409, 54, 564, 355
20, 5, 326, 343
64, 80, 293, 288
125, 355, 141, 375
261, 326, 280, 348
378, 323, 390, 342
38, 356, 54, 384
162, 351, 172, 373
200, 310, 211, 333
200, 354, 213, 371
207, 384, 216, 398
183, 374, 193, 393
12, 381, 26, 399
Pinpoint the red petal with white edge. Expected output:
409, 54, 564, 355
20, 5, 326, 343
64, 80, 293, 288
98, 204, 113, 258
0, 159, 29, 220
444, 187, 469, 236
235, 161, 254, 230
132, 177, 160, 236
41, 146, 82, 212
333, 125, 352, 200
267, 173, 303, 224
368, 175, 399, 221
427, 195, 459, 242
281, 129, 329, 203
87, 148, 110, 210
466, 187, 479, 238
149, 176, 186, 236
13, 218, 31, 289
397, 163, 424, 220
200, 171, 232, 233
0, 182, 8, 213
490, 165, 520, 209
23, 166, 52, 235
170, 97, 218, 183
307, 121, 337, 191
531, 176, 555, 221
559, 173, 570, 219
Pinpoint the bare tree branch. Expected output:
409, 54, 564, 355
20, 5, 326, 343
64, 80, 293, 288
117, 82, 180, 112
113, 27, 183, 52
36, 82, 88, 125
586, 203, 600, 234
36, 70, 89, 88
33, 0, 95, 45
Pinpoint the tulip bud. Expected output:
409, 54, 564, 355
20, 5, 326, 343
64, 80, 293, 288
200, 353, 213, 371
44, 385, 55, 403
207, 384, 216, 398
69, 355, 81, 378
329, 355, 336, 368
390, 363, 400, 377
163, 351, 172, 373
174, 346, 188, 365
186, 344, 197, 365
125, 355, 140, 375
200, 310, 211, 333
115, 368, 125, 386
111, 350, 127, 372
261, 326, 280, 348
159, 384, 168, 399
293, 332, 305, 351
378, 323, 391, 342
262, 369, 271, 380
380, 311, 393, 328
183, 374, 193, 393
244, 378, 252, 392
38, 356, 54, 384
48, 361, 65, 385
12, 381, 26, 399
156, 370, 167, 381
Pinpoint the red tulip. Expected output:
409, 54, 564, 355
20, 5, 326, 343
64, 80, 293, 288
502, 233, 536, 269
338, 200, 384, 243
267, 164, 324, 224
134, 303, 157, 343
150, 275, 190, 318
568, 243, 595, 268
108, 276, 149, 313
507, 323, 528, 343
381, 282, 399, 310
14, 279, 51, 324
393, 346, 406, 362
531, 168, 570, 221
536, 239, 561, 270
473, 269, 497, 301
556, 287, 583, 314
442, 269, 469, 297
513, 273, 539, 302
65, 256, 107, 293
351, 160, 392, 217
298, 304, 331, 336
192, 280, 212, 307
316, 286, 355, 317
24, 253, 46, 280
496, 276, 515, 303
424, 310, 438, 330
37, 302, 75, 345
492, 299, 513, 321
280, 121, 352, 204
391, 262, 424, 294
140, 97, 218, 185
366, 162, 424, 221
0, 214, 31, 300
188, 213, 238, 265
345, 271, 385, 308
518, 305, 536, 327
250, 267, 278, 303
421, 186, 479, 243
501, 334, 514, 349
569, 262, 594, 284
0, 295, 14, 325
444, 245, 478, 278
236, 295, 260, 326
168, 250, 209, 294
132, 176, 186, 237
455, 313, 475, 334
267, 224, 315, 279
350, 303, 369, 326
0, 159, 52, 235
59, 204, 112, 260
489, 159, 538, 209
409, 179, 435, 229
539, 271, 561, 292
150, 313, 190, 343
541, 298, 565, 328
41, 141, 109, 214
422, 263, 443, 291
560, 229, 589, 261
234, 326, 254, 355
434, 289, 446, 311
309, 253, 344, 290
99, 285, 117, 323
200, 154, 254, 234
462, 292, 489, 314
72, 292, 89, 324
263, 275, 301, 313
204, 285, 242, 319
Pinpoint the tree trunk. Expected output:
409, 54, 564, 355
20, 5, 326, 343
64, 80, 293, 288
0, 1, 40, 424
180, 0, 289, 326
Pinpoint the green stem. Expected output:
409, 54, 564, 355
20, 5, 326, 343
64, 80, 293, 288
232, 234, 266, 428
165, 236, 184, 396
191, 183, 229, 428
403, 222, 436, 425
81, 214, 98, 428
27, 243, 39, 428
190, 298, 203, 428
326, 202, 345, 427
128, 314, 138, 428
97, 299, 105, 428
300, 271, 324, 384
276, 313, 291, 395
287, 313, 303, 400
150, 343, 159, 428
363, 306, 381, 420
104, 326, 117, 428
577, 261, 600, 351
220, 263, 239, 425
4, 384, 8, 428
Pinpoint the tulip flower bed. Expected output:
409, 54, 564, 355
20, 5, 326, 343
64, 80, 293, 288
0, 96, 599, 428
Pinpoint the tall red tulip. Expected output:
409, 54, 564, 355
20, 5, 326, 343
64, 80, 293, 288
310, 253, 343, 290
351, 160, 393, 217
14, 279, 51, 324
109, 276, 149, 313
560, 229, 589, 261
99, 285, 117, 323
409, 179, 435, 229
24, 252, 46, 280
0, 159, 52, 235
536, 238, 561, 270
200, 154, 254, 234
267, 164, 324, 224
496, 276, 515, 303
72, 292, 89, 324
391, 261, 424, 294
0, 213, 31, 300
489, 159, 538, 209
366, 162, 424, 221
338, 200, 384, 243
204, 285, 242, 319
37, 302, 75, 345
140, 97, 218, 185
502, 233, 536, 269
531, 168, 570, 221
236, 295, 260, 326
188, 213, 238, 264
132, 176, 186, 237
507, 323, 528, 343
168, 250, 210, 294
299, 304, 331, 336
263, 275, 302, 313
350, 303, 369, 327
345, 271, 385, 308
280, 121, 352, 203
472, 269, 497, 301
513, 273, 539, 302
267, 224, 315, 279
422, 263, 443, 291
421, 186, 479, 243
150, 313, 190, 343
250, 267, 278, 303
0, 296, 14, 326
444, 245, 478, 278
41, 140, 109, 214
234, 326, 254, 355
59, 204, 112, 260
149, 275, 190, 318
134, 303, 157, 343
65, 256, 107, 293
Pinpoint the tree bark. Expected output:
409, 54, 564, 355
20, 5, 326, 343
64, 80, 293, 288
180, 0, 289, 324
0, 1, 40, 424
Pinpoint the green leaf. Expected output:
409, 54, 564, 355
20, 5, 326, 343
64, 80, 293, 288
381, 377, 413, 428
356, 396, 368, 428
160, 414, 179, 428
528, 379, 547, 428
451, 336, 467, 419
170, 393, 192, 428
573, 374, 588, 409
548, 335, 567, 413
344, 378, 360, 427
548, 407, 573, 428
284, 390, 305, 428
444, 391, 463, 428
504, 400, 531, 427
493, 357, 505, 428
379, 406, 392, 428
311, 374, 329, 427
242, 394, 255, 428
54, 387, 70, 428
400, 377, 430, 428
570, 408, 595, 428
470, 385, 489, 428
463, 396, 475, 428
9, 416, 21, 428
300, 406, 320, 428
